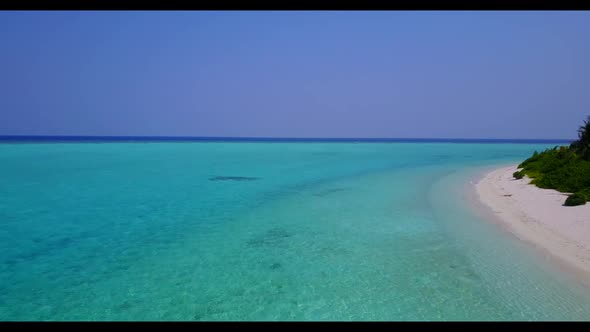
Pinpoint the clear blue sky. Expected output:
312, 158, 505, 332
1, 11, 589, 139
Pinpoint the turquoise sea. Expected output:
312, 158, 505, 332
2, 139, 590, 321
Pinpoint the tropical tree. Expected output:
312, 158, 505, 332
570, 116, 590, 160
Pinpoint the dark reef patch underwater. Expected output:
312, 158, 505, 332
246, 228, 293, 248
209, 176, 260, 181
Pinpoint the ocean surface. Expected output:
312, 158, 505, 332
2, 138, 590, 321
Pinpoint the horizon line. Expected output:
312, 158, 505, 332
0, 135, 574, 142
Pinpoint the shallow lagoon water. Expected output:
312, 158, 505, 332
1, 141, 590, 320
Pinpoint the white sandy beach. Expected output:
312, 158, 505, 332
476, 165, 590, 281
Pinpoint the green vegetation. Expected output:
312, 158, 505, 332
513, 170, 524, 179
565, 193, 587, 206
515, 116, 590, 206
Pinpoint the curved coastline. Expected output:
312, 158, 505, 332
474, 165, 590, 285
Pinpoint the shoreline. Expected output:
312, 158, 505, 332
473, 165, 590, 286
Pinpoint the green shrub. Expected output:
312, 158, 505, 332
517, 117, 590, 204
517, 144, 590, 193
577, 188, 590, 199
564, 193, 587, 206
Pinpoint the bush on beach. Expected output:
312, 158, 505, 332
516, 116, 590, 206
564, 193, 586, 206
513, 170, 524, 179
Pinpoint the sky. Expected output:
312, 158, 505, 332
1, 11, 589, 139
